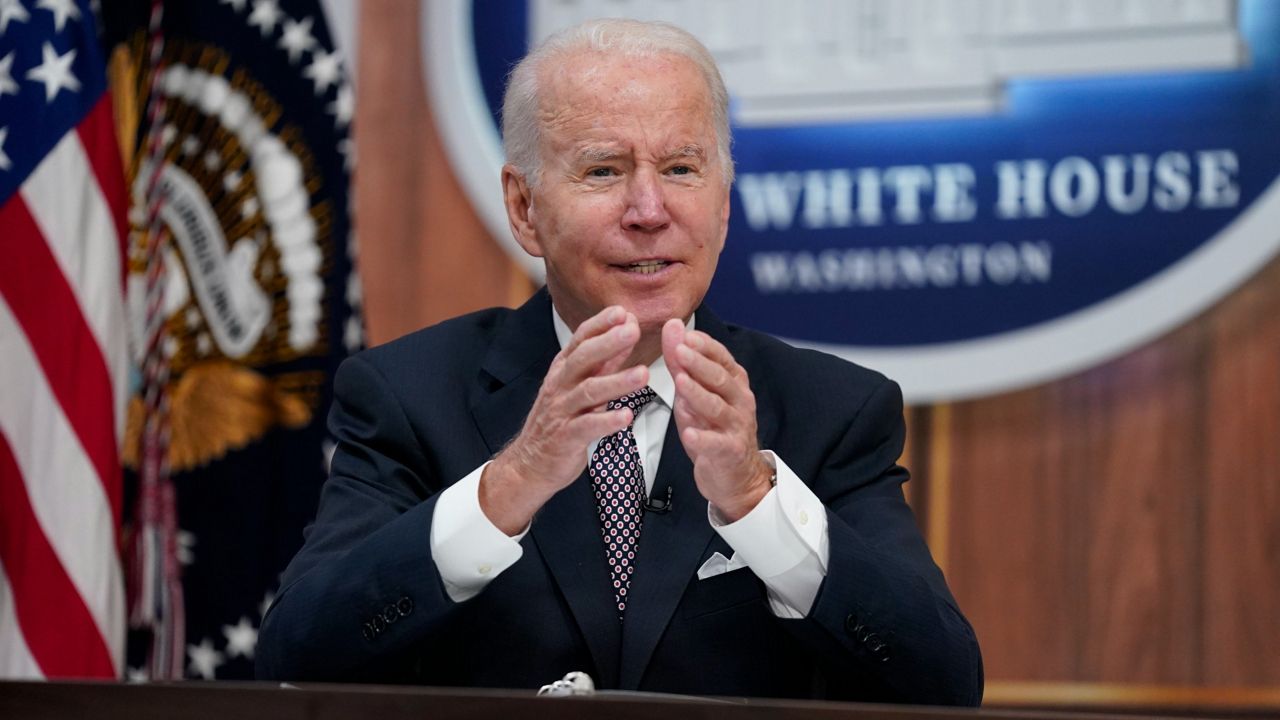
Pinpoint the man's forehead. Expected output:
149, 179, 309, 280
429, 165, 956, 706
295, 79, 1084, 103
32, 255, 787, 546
539, 48, 708, 104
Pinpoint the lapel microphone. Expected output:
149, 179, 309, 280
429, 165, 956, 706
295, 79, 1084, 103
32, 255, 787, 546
643, 486, 673, 514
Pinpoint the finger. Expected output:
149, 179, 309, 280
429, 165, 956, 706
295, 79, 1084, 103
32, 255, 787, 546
563, 305, 627, 355
684, 331, 744, 380
566, 365, 649, 413
676, 342, 749, 406
561, 319, 640, 382
567, 407, 633, 443
661, 318, 686, 377
675, 371, 731, 428
598, 313, 641, 376
672, 394, 708, 436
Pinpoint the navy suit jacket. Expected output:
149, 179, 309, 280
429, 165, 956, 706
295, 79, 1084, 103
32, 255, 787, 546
256, 289, 982, 705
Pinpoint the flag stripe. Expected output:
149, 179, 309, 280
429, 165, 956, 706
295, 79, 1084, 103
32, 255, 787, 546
76, 94, 131, 290
0, 562, 44, 680
20, 128, 130, 456
0, 196, 123, 526
0, 431, 116, 678
0, 296, 124, 675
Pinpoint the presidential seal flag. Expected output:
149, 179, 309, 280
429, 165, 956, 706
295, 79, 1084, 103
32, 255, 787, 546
102, 0, 363, 680
0, 0, 129, 679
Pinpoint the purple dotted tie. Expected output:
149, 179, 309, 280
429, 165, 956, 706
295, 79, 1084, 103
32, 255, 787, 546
590, 386, 657, 620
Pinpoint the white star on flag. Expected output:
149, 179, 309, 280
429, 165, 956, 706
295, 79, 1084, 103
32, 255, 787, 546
279, 15, 317, 63
345, 271, 362, 307
338, 136, 354, 172
0, 0, 30, 35
247, 0, 282, 37
222, 617, 258, 660
304, 48, 341, 95
328, 82, 354, 127
344, 315, 364, 353
36, 0, 79, 32
26, 42, 79, 102
0, 51, 16, 97
0, 126, 11, 171
186, 639, 224, 680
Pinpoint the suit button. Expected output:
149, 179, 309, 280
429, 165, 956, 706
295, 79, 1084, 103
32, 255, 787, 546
382, 605, 399, 624
873, 643, 891, 662
864, 632, 881, 647
843, 614, 859, 634
372, 615, 386, 632
362, 623, 376, 641
396, 596, 414, 617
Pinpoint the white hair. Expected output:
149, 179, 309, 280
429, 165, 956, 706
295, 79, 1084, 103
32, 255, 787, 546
501, 18, 734, 187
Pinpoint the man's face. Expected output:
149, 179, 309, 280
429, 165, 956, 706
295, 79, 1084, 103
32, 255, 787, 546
504, 51, 731, 335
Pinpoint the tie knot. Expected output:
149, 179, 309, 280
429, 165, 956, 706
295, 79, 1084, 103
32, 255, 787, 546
608, 386, 657, 414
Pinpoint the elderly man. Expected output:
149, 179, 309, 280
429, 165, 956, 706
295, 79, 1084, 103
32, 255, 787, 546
257, 19, 981, 705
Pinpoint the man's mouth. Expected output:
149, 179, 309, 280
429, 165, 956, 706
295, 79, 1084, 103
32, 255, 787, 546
619, 260, 670, 275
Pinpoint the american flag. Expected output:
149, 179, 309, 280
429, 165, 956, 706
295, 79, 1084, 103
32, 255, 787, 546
0, 0, 128, 679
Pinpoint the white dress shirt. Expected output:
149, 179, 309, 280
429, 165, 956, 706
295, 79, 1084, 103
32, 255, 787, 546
429, 308, 831, 618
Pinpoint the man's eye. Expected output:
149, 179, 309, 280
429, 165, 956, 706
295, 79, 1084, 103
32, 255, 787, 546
587, 167, 615, 178
669, 165, 692, 176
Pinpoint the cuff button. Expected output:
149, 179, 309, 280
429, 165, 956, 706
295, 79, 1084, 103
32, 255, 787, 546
396, 596, 414, 616
843, 614, 860, 634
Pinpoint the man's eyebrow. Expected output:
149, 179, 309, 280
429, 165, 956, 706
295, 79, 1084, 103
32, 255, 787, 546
576, 147, 623, 163
663, 144, 707, 161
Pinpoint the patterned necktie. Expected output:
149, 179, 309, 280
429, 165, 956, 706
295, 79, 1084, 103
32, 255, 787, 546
590, 386, 658, 619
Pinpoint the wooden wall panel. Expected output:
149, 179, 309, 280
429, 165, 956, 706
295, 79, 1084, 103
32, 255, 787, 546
1203, 257, 1280, 685
355, 0, 531, 346
944, 254, 1280, 690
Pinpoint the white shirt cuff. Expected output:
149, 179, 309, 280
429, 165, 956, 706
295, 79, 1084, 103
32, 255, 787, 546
709, 451, 829, 617
430, 461, 526, 603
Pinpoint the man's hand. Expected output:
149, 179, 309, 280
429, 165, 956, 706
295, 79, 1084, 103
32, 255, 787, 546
662, 320, 774, 522
480, 306, 650, 534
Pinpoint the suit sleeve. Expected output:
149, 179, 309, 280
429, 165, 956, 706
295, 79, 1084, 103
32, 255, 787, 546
256, 354, 465, 682
777, 377, 984, 707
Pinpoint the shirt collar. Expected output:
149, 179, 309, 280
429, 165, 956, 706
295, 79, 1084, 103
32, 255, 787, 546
550, 305, 692, 410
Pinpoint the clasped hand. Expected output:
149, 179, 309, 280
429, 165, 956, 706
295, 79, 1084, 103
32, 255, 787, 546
480, 306, 773, 535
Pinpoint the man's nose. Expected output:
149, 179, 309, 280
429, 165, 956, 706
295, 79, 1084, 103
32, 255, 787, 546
621, 169, 671, 231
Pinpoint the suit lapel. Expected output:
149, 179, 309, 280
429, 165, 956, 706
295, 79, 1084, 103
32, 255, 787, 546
468, 289, 622, 687
470, 289, 558, 454
530, 471, 623, 687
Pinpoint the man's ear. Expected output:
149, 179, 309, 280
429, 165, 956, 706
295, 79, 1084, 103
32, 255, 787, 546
716, 186, 731, 251
502, 164, 543, 257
